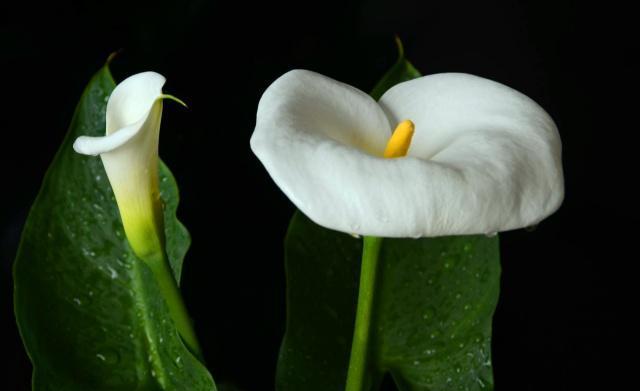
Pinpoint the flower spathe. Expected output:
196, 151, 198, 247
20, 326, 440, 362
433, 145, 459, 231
250, 70, 564, 237
73, 71, 170, 259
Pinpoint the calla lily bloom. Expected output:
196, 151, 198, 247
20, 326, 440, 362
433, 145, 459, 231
73, 71, 182, 259
251, 70, 563, 237
72, 71, 202, 356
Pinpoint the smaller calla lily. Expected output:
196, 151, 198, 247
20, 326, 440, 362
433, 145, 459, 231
251, 70, 564, 237
73, 71, 202, 357
73, 71, 184, 260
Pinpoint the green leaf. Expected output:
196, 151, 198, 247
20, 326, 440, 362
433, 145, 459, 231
276, 40, 501, 391
279, 214, 499, 391
13, 65, 216, 391
369, 36, 421, 101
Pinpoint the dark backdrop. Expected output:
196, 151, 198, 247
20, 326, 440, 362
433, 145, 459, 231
1, 1, 635, 390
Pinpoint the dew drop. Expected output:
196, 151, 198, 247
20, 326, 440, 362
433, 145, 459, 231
106, 266, 118, 279
422, 307, 435, 320
96, 349, 120, 364
174, 356, 183, 368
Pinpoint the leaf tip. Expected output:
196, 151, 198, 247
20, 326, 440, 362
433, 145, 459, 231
106, 49, 124, 67
394, 35, 405, 58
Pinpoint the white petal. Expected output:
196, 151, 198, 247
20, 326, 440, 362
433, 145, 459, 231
253, 69, 392, 156
251, 70, 393, 232
377, 73, 564, 235
73, 72, 166, 156
73, 71, 167, 258
252, 71, 564, 237
106, 71, 166, 134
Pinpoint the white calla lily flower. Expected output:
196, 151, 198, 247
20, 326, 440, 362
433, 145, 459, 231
73, 71, 180, 259
72, 71, 203, 356
251, 70, 564, 237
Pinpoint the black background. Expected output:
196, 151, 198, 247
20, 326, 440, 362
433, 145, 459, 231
1, 1, 636, 390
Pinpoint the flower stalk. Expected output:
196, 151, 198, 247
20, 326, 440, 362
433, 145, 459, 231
144, 251, 203, 359
345, 120, 415, 391
345, 236, 382, 391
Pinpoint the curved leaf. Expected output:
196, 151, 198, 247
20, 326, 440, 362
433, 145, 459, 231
13, 65, 215, 391
279, 214, 499, 391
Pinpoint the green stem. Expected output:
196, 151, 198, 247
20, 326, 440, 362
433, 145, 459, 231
345, 236, 383, 391
146, 252, 203, 360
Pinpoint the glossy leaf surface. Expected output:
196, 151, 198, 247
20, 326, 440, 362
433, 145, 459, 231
14, 65, 215, 391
